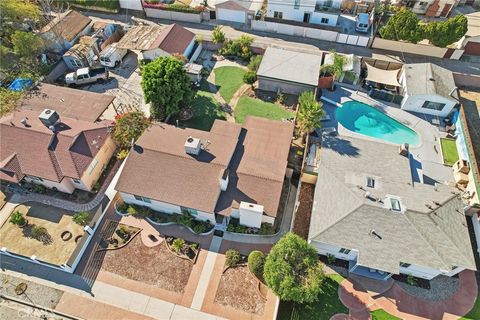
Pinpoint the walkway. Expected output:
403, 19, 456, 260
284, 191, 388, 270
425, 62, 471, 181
339, 270, 478, 320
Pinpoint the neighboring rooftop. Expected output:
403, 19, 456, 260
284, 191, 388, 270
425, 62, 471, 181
19, 83, 114, 122
215, 0, 263, 11
115, 117, 293, 217
309, 134, 475, 274
257, 47, 323, 87
116, 24, 194, 54
64, 36, 97, 58
0, 110, 111, 183
403, 63, 458, 100
40, 10, 91, 42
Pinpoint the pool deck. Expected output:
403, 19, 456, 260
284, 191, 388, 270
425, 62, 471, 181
321, 85, 454, 186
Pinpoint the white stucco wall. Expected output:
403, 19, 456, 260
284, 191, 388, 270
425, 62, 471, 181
262, 215, 275, 225
183, 38, 196, 59
141, 48, 169, 61
24, 176, 76, 194
266, 0, 340, 26
309, 240, 359, 260
120, 192, 216, 224
401, 93, 457, 117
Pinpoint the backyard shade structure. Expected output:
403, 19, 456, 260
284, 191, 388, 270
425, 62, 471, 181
365, 63, 401, 87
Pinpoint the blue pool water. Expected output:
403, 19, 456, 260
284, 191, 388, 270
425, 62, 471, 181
336, 101, 420, 146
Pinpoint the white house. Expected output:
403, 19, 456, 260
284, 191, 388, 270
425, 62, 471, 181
40, 10, 92, 52
265, 0, 342, 27
115, 117, 293, 228
116, 24, 196, 62
309, 133, 476, 281
399, 63, 458, 118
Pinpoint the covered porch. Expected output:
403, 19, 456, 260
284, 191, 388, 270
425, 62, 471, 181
349, 260, 392, 281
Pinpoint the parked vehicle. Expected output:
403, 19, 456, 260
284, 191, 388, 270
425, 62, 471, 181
100, 43, 128, 68
355, 13, 371, 33
65, 67, 109, 86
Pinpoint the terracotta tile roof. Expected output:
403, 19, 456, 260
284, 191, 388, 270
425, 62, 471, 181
41, 10, 91, 42
116, 117, 293, 217
148, 24, 195, 55
19, 84, 114, 122
0, 110, 112, 183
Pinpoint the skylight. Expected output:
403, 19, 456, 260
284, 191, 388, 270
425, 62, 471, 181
367, 177, 375, 188
390, 198, 401, 212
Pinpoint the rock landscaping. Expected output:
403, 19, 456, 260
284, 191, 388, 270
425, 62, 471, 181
107, 224, 140, 249
165, 236, 200, 263
226, 219, 275, 235
395, 274, 460, 301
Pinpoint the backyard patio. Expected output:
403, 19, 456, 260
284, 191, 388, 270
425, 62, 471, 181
0, 202, 85, 265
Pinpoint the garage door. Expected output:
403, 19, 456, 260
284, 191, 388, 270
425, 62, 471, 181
217, 8, 246, 23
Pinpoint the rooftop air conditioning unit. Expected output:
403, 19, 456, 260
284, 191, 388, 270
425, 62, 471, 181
184, 136, 201, 155
39, 109, 60, 129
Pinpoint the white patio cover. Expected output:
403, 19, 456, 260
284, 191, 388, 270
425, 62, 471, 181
365, 63, 401, 87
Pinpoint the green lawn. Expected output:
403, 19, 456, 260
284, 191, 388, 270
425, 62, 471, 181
371, 309, 401, 320
440, 138, 459, 166
214, 66, 246, 103
174, 90, 226, 131
460, 294, 480, 320
277, 274, 348, 320
235, 96, 294, 124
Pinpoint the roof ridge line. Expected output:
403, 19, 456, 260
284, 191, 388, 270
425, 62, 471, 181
137, 145, 228, 168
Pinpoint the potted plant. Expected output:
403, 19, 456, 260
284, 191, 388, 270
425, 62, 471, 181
10, 211, 27, 227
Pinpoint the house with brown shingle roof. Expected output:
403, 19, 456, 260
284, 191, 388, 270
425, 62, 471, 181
116, 24, 195, 62
0, 109, 116, 194
40, 10, 92, 52
115, 116, 293, 228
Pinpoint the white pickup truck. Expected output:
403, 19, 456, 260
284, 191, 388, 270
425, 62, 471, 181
65, 67, 109, 86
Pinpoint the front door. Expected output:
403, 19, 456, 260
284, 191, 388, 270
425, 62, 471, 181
303, 12, 311, 23
210, 10, 216, 20
440, 4, 452, 17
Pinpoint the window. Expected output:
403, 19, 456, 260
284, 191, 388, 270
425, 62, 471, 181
339, 248, 351, 254
400, 262, 411, 268
294, 0, 300, 9
28, 175, 44, 182
419, 1, 429, 9
72, 178, 81, 184
87, 159, 98, 175
134, 195, 151, 203
181, 206, 198, 216
390, 198, 402, 212
367, 177, 375, 188
422, 101, 446, 111
273, 11, 283, 19
320, 17, 329, 24
71, 59, 82, 68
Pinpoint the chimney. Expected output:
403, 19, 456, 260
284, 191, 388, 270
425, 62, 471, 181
219, 168, 229, 192
39, 109, 60, 130
184, 136, 201, 155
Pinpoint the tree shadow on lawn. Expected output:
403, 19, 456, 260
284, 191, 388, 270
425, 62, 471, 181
175, 92, 226, 131
277, 277, 348, 320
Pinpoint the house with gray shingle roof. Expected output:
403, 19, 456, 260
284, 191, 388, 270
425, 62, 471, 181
309, 134, 476, 280
399, 63, 459, 118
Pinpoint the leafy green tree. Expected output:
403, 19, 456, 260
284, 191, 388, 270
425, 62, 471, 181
0, 88, 23, 117
248, 55, 263, 72
0, 0, 40, 24
243, 71, 257, 85
11, 31, 44, 60
73, 211, 91, 226
141, 56, 193, 120
248, 250, 265, 278
113, 111, 150, 148
264, 232, 325, 303
380, 8, 424, 43
297, 91, 325, 135
424, 15, 468, 47
212, 25, 225, 44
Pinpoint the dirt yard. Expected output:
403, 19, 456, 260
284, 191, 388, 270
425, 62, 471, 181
101, 236, 193, 293
214, 265, 266, 315
0, 202, 84, 265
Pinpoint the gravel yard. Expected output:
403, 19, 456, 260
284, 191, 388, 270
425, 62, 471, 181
396, 275, 460, 301
101, 235, 193, 293
214, 265, 265, 314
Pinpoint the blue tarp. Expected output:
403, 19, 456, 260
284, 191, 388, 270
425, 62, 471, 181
8, 78, 33, 91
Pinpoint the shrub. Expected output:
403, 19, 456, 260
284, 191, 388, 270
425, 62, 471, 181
116, 202, 128, 213
175, 213, 194, 228
10, 211, 26, 226
243, 71, 257, 85
127, 205, 138, 215
31, 226, 48, 239
172, 238, 185, 253
326, 253, 336, 264
191, 243, 199, 250
212, 25, 225, 44
116, 149, 129, 160
225, 249, 241, 268
235, 224, 247, 233
227, 224, 235, 232
248, 250, 265, 277
33, 184, 47, 194
276, 92, 285, 105
192, 222, 208, 234
259, 223, 275, 235
248, 55, 262, 72
407, 274, 417, 286
218, 35, 253, 61
73, 211, 90, 226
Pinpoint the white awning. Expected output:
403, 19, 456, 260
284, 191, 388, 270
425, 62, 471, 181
365, 63, 401, 87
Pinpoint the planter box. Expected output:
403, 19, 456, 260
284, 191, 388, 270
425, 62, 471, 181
318, 76, 334, 89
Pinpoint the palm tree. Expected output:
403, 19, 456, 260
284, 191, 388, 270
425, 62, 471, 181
297, 91, 325, 136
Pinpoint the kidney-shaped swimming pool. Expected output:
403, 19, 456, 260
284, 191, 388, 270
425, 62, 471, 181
336, 100, 420, 147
